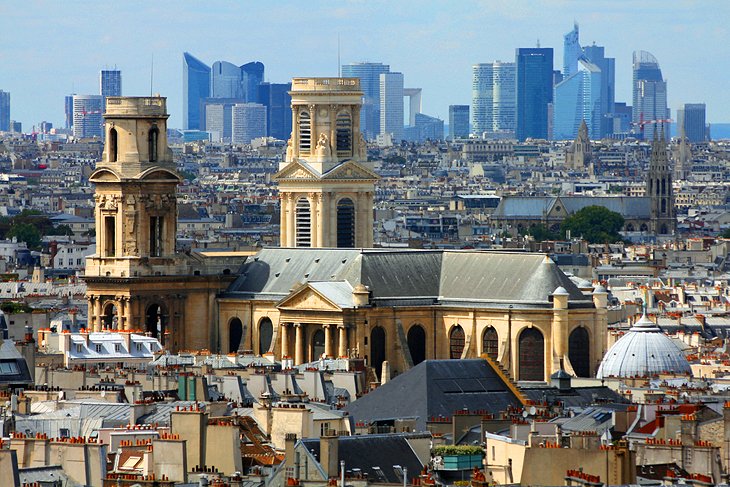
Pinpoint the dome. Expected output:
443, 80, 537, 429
596, 313, 692, 379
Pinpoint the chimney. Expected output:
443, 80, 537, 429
381, 361, 391, 384
320, 432, 339, 479
285, 433, 298, 469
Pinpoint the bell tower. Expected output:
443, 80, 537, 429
647, 125, 675, 235
274, 78, 379, 248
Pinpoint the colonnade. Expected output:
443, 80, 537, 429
280, 322, 349, 365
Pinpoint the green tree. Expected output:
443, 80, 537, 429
53, 224, 75, 236
524, 224, 560, 242
720, 228, 730, 239
561, 205, 625, 244
8, 222, 42, 249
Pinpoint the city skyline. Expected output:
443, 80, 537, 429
0, 1, 727, 129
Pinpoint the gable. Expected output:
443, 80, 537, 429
322, 160, 379, 181
277, 286, 343, 312
273, 160, 321, 181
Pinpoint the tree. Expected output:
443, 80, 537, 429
524, 224, 560, 242
721, 228, 730, 239
561, 206, 625, 244
53, 224, 75, 236
7, 222, 42, 249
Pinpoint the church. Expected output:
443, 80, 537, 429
84, 78, 610, 382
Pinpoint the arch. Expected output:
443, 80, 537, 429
568, 327, 590, 377
109, 127, 118, 162
258, 317, 273, 355
518, 327, 544, 381
102, 302, 118, 329
449, 325, 465, 359
299, 111, 311, 154
482, 326, 498, 360
370, 326, 386, 380
229, 318, 243, 353
336, 111, 352, 156
625, 223, 635, 232
407, 324, 426, 366
660, 224, 668, 235
295, 197, 311, 247
311, 328, 325, 361
661, 198, 666, 213
336, 197, 356, 248
145, 303, 167, 343
640, 223, 649, 232
148, 126, 159, 162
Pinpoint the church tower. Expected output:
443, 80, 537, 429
274, 78, 379, 248
647, 126, 675, 235
672, 122, 692, 181
566, 119, 592, 171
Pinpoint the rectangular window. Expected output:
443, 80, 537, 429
136, 343, 142, 352
114, 343, 121, 352
104, 216, 116, 257
95, 344, 102, 353
76, 344, 82, 353
149, 216, 163, 257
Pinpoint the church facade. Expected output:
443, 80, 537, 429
86, 82, 611, 382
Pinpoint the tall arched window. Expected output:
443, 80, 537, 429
229, 318, 243, 353
259, 317, 273, 354
299, 111, 311, 154
336, 198, 355, 248
407, 325, 426, 366
518, 328, 544, 381
312, 329, 325, 361
449, 325, 465, 359
370, 326, 386, 380
148, 126, 159, 162
109, 127, 118, 162
295, 197, 311, 247
482, 327, 498, 360
336, 111, 352, 156
568, 327, 590, 378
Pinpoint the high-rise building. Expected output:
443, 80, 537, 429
100, 69, 122, 109
232, 103, 267, 144
553, 58, 602, 140
471, 63, 494, 136
211, 61, 244, 99
449, 105, 469, 140
632, 50, 668, 140
0, 90, 9, 132
582, 44, 615, 138
471, 61, 515, 138
516, 48, 553, 141
341, 62, 390, 139
258, 82, 293, 141
183, 52, 211, 130
64, 95, 74, 130
563, 22, 580, 78
205, 103, 227, 142
240, 62, 265, 103
679, 103, 707, 143
380, 72, 404, 142
72, 95, 103, 139
405, 113, 443, 143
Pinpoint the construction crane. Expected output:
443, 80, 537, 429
631, 113, 672, 139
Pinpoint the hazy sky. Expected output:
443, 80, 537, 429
1, 0, 727, 129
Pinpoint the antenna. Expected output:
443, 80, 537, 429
536, 38, 540, 48
150, 53, 154, 96
337, 33, 341, 77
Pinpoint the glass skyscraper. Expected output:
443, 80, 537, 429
72, 94, 103, 139
0, 90, 9, 132
232, 103, 267, 144
258, 82, 292, 141
471, 62, 515, 138
632, 50, 668, 140
563, 23, 580, 78
211, 61, 244, 99
341, 62, 390, 139
380, 72, 404, 142
240, 62, 265, 103
516, 48, 553, 141
679, 103, 707, 143
471, 63, 493, 136
582, 44, 615, 138
449, 105, 469, 140
183, 52, 211, 130
553, 59, 601, 140
100, 70, 122, 99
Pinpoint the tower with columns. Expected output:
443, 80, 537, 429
274, 78, 379, 248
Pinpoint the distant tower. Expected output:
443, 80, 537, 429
647, 126, 675, 235
566, 119, 592, 171
672, 122, 692, 180
100, 69, 122, 110
72, 95, 103, 139
0, 90, 9, 132
274, 77, 378, 248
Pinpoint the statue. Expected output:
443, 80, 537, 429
357, 133, 367, 160
316, 133, 331, 157
285, 138, 293, 161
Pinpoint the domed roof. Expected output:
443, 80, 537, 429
596, 313, 692, 379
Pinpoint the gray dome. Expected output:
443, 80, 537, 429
596, 314, 692, 379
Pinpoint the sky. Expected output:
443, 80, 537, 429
0, 0, 728, 130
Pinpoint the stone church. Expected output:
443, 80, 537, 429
85, 79, 610, 382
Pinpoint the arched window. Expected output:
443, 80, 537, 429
336, 198, 356, 248
482, 327, 498, 360
259, 317, 273, 354
312, 329, 325, 361
102, 302, 118, 329
370, 327, 386, 380
109, 127, 118, 162
661, 198, 666, 214
145, 303, 166, 345
299, 111, 311, 154
336, 111, 352, 156
449, 325, 465, 359
148, 126, 159, 162
295, 197, 311, 247
568, 327, 590, 377
640, 223, 649, 232
229, 318, 243, 353
625, 223, 635, 232
660, 224, 668, 235
407, 325, 426, 366
518, 328, 544, 381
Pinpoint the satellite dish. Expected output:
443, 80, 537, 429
529, 406, 537, 416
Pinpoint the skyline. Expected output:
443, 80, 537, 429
0, 0, 727, 130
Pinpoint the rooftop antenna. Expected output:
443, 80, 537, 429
536, 38, 540, 48
150, 53, 154, 96
337, 33, 341, 77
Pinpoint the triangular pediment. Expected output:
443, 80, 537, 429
273, 160, 322, 181
277, 285, 343, 312
322, 160, 380, 181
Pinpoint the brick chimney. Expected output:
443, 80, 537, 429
319, 432, 339, 479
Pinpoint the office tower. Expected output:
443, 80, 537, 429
380, 72, 404, 142
100, 69, 122, 112
10, 121, 21, 133
64, 95, 74, 129
258, 82, 293, 141
612, 102, 632, 134
232, 103, 267, 144
183, 52, 211, 130
471, 61, 516, 138
341, 62, 390, 139
679, 103, 707, 143
72, 95, 103, 138
632, 50, 668, 140
205, 103, 226, 142
413, 113, 444, 142
471, 63, 494, 136
516, 48, 553, 141
0, 90, 9, 132
39, 121, 53, 133
563, 22, 580, 78
240, 62, 264, 103
553, 58, 601, 140
211, 61, 244, 99
449, 105, 469, 140
403, 88, 422, 126
582, 44, 615, 138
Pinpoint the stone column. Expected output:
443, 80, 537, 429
338, 325, 347, 358
86, 295, 95, 331
120, 297, 128, 330
281, 322, 290, 358
308, 192, 318, 248
316, 193, 324, 248
365, 191, 374, 247
93, 297, 102, 332
309, 104, 317, 155
329, 192, 337, 247
286, 194, 296, 247
357, 191, 367, 248
279, 194, 287, 247
294, 323, 304, 365
324, 324, 333, 358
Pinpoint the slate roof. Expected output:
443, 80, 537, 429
344, 359, 522, 431
299, 433, 425, 484
492, 196, 651, 219
521, 385, 628, 408
224, 248, 592, 310
0, 338, 32, 386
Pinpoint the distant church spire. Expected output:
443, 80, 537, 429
647, 124, 675, 235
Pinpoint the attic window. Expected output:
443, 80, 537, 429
275, 273, 280, 277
